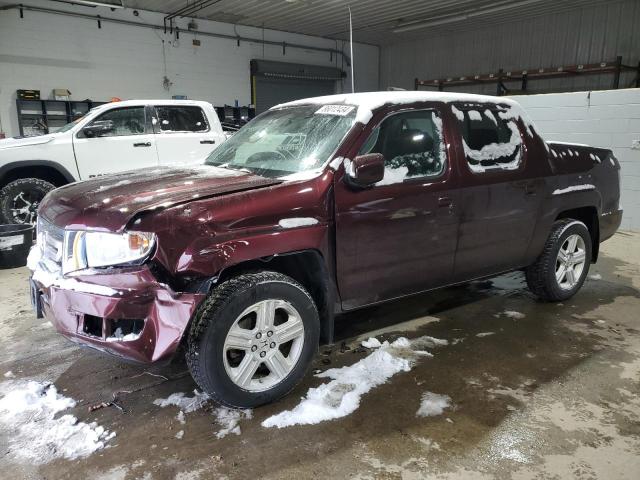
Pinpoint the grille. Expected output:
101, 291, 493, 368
38, 217, 64, 266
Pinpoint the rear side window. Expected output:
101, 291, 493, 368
452, 106, 522, 173
155, 106, 209, 132
359, 109, 446, 185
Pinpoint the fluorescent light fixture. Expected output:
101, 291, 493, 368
72, 1, 125, 8
393, 0, 546, 33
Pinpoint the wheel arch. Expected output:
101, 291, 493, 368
215, 249, 336, 345
0, 160, 76, 188
555, 206, 599, 262
177, 249, 336, 349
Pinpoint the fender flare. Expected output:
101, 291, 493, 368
0, 160, 77, 186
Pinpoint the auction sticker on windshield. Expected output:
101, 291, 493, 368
315, 105, 355, 116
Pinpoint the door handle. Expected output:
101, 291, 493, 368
133, 142, 152, 147
200, 139, 216, 144
438, 196, 453, 207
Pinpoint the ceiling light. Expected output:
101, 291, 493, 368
71, 1, 125, 9
393, 0, 546, 33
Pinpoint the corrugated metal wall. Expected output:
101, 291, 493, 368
380, 0, 640, 95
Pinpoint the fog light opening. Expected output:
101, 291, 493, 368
106, 318, 145, 342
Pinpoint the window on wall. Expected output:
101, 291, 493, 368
90, 107, 146, 136
452, 105, 523, 173
359, 109, 446, 185
155, 106, 209, 132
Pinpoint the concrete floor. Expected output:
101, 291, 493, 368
1, 232, 639, 480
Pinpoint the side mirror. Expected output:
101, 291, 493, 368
82, 119, 114, 138
346, 153, 385, 188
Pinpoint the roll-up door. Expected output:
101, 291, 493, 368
250, 60, 346, 113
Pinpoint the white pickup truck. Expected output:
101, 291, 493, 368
0, 99, 226, 224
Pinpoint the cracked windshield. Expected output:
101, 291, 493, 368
205, 104, 356, 178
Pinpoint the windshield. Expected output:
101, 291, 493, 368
205, 104, 356, 178
57, 117, 84, 133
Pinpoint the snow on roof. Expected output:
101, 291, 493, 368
274, 91, 525, 124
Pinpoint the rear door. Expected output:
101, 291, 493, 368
335, 106, 460, 310
73, 105, 158, 179
450, 104, 544, 281
152, 104, 224, 166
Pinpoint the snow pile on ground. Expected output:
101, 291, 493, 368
0, 380, 115, 463
213, 407, 253, 439
416, 392, 451, 417
153, 390, 209, 413
502, 310, 526, 319
154, 390, 252, 439
589, 273, 602, 280
3, 371, 15, 378
361, 337, 382, 349
262, 335, 447, 428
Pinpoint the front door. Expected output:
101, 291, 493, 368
335, 107, 460, 310
152, 105, 224, 166
73, 105, 158, 179
449, 104, 544, 281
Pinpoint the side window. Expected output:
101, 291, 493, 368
452, 105, 522, 173
155, 106, 209, 132
90, 107, 146, 137
359, 110, 446, 184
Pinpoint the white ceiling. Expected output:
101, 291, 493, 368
65, 0, 615, 45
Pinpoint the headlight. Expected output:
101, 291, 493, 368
62, 230, 156, 274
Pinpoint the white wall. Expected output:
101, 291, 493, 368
510, 89, 640, 231
0, 0, 379, 137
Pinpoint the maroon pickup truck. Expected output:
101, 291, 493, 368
29, 91, 622, 407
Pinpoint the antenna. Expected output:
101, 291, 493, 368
348, 6, 355, 93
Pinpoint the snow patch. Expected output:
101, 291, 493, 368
476, 332, 495, 337
213, 407, 253, 439
416, 392, 451, 417
175, 430, 184, 440
468, 110, 483, 121
503, 310, 526, 320
589, 273, 602, 280
3, 371, 15, 378
361, 337, 382, 349
275, 91, 535, 134
377, 165, 409, 186
463, 121, 522, 173
278, 217, 320, 229
154, 391, 252, 438
262, 335, 447, 428
153, 390, 209, 413
552, 184, 595, 195
0, 381, 114, 463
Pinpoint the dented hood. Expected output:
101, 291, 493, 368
39, 165, 280, 232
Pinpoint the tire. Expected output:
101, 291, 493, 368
0, 178, 55, 225
525, 219, 592, 302
186, 271, 320, 408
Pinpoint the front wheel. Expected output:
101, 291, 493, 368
186, 271, 320, 408
0, 178, 55, 225
526, 219, 592, 302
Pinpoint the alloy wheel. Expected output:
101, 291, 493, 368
223, 299, 305, 392
555, 234, 587, 290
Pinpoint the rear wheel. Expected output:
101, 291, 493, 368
0, 178, 55, 225
526, 219, 592, 301
186, 271, 319, 408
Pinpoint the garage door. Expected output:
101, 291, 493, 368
250, 60, 346, 113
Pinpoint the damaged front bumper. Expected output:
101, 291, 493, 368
30, 264, 205, 363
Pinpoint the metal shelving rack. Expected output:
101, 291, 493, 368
15, 99, 107, 136
414, 56, 640, 95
